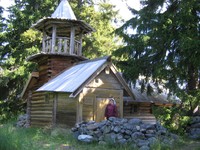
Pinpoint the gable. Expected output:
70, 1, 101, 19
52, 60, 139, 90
21, 72, 39, 99
87, 68, 122, 89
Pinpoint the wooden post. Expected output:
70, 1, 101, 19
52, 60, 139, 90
26, 90, 32, 127
51, 25, 57, 53
64, 39, 68, 53
58, 38, 62, 53
120, 90, 123, 118
69, 27, 75, 55
52, 93, 57, 127
42, 30, 47, 52
78, 32, 83, 56
76, 93, 83, 123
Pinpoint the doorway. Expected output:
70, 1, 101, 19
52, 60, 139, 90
95, 98, 110, 122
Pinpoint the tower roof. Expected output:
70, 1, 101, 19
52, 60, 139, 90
51, 0, 77, 20
31, 0, 94, 34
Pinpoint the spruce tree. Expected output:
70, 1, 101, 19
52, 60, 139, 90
114, 0, 200, 114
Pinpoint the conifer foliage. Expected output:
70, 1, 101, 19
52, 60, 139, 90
114, 0, 200, 114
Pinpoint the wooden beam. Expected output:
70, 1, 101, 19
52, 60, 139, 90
31, 72, 39, 78
27, 90, 32, 126
52, 93, 57, 127
76, 94, 82, 123
120, 90, 123, 118
69, 27, 75, 54
78, 32, 83, 56
51, 25, 57, 53
42, 30, 47, 52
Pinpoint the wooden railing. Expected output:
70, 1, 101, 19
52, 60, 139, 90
42, 37, 81, 55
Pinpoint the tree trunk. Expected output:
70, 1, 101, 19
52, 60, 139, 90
187, 63, 198, 115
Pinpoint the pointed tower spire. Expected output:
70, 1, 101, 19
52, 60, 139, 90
51, 0, 76, 20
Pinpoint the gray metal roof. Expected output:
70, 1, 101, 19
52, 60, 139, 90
51, 0, 77, 20
37, 57, 108, 94
124, 88, 181, 105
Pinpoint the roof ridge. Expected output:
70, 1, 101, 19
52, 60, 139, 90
76, 56, 111, 65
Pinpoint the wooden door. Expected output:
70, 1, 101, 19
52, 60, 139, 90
95, 98, 110, 122
82, 96, 95, 121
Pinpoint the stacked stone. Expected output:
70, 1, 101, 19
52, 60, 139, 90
71, 117, 178, 150
187, 116, 200, 139
16, 114, 30, 128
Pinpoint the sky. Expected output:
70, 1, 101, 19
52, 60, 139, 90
0, 0, 141, 21
110, 0, 141, 21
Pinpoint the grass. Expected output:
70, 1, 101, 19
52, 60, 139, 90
172, 138, 200, 150
0, 120, 132, 150
0, 120, 200, 150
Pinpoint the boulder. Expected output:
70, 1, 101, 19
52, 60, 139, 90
78, 135, 93, 142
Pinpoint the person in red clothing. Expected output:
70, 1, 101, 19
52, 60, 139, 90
105, 98, 118, 120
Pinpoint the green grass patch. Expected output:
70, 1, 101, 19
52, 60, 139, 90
0, 120, 131, 150
0, 120, 200, 150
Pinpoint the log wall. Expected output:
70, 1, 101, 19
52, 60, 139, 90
37, 56, 82, 86
123, 102, 156, 124
30, 92, 53, 127
56, 93, 77, 127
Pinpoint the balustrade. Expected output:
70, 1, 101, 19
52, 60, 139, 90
42, 37, 81, 55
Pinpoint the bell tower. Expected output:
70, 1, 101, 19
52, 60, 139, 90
28, 0, 94, 84
32, 0, 93, 55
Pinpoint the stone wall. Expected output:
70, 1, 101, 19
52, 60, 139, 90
71, 117, 178, 150
15, 114, 30, 128
187, 116, 200, 139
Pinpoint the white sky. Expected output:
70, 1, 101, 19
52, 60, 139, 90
110, 0, 140, 21
0, 0, 141, 21
0, 0, 15, 9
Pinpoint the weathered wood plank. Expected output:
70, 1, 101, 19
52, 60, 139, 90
31, 114, 52, 118
31, 97, 45, 100
32, 92, 45, 96
31, 111, 52, 114
31, 100, 45, 104
87, 71, 122, 89
69, 27, 75, 54
39, 65, 49, 71
56, 113, 76, 126
31, 117, 52, 121
31, 102, 52, 106
31, 107, 52, 111
57, 101, 76, 107
31, 121, 51, 127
